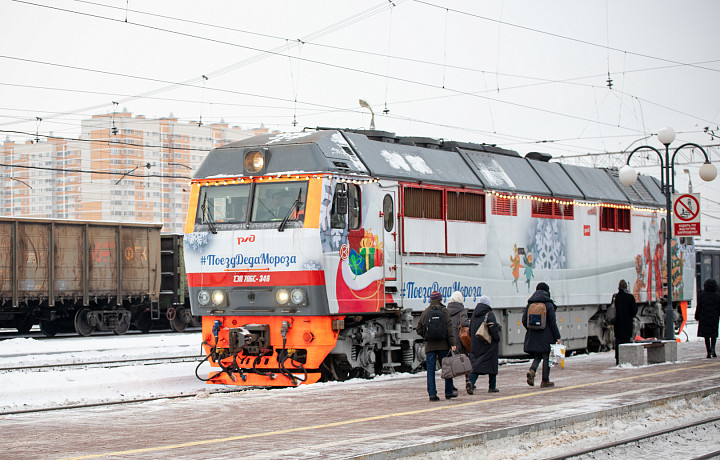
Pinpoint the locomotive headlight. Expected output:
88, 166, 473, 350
244, 150, 265, 173
276, 288, 289, 305
290, 288, 306, 305
211, 290, 226, 306
198, 290, 210, 306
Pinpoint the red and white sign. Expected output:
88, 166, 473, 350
672, 193, 701, 237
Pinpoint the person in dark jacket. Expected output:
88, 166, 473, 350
522, 282, 562, 387
416, 290, 456, 401
695, 279, 720, 358
613, 279, 638, 365
447, 291, 471, 393
467, 295, 501, 394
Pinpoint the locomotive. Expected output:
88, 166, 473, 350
0, 218, 197, 336
184, 129, 694, 386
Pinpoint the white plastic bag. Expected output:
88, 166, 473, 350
550, 343, 566, 369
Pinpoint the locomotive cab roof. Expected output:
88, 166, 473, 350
193, 128, 664, 208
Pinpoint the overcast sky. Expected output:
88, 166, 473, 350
2, 0, 719, 233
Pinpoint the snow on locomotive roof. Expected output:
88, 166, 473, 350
194, 129, 664, 207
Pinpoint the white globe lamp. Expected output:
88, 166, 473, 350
657, 127, 676, 146
699, 161, 717, 182
619, 164, 638, 186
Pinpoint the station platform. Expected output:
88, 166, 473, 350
3, 340, 720, 459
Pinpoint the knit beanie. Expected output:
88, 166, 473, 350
430, 291, 442, 302
449, 291, 464, 304
536, 282, 550, 293
478, 295, 491, 307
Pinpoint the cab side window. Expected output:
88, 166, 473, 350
330, 183, 361, 229
348, 184, 361, 230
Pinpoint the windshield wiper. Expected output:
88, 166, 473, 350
201, 193, 218, 234
278, 190, 303, 232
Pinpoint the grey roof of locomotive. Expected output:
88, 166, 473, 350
194, 128, 663, 208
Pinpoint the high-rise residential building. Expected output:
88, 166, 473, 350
1, 111, 269, 233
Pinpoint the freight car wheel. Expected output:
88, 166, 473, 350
135, 310, 152, 333
39, 320, 58, 337
74, 308, 94, 337
113, 316, 130, 335
169, 308, 188, 332
14, 315, 34, 334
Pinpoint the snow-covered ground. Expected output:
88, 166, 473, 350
0, 331, 211, 413
1, 318, 717, 459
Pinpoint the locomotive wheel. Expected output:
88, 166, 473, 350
169, 308, 188, 332
135, 310, 152, 333
113, 315, 130, 335
74, 308, 94, 337
39, 319, 59, 337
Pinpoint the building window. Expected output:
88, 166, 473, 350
531, 198, 574, 220
403, 186, 443, 219
447, 190, 485, 222
491, 194, 517, 216
600, 207, 631, 232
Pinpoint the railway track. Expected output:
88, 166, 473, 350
543, 415, 720, 460
0, 327, 200, 341
0, 386, 254, 417
0, 354, 203, 373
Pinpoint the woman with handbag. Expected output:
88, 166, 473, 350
447, 291, 471, 394
468, 295, 501, 394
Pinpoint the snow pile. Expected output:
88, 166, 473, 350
402, 392, 720, 460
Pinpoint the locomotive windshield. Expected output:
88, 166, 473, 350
196, 184, 250, 226
251, 181, 307, 223
195, 181, 308, 231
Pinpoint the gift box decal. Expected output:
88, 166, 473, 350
348, 249, 365, 276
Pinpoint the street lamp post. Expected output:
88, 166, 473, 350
619, 127, 717, 340
358, 99, 376, 130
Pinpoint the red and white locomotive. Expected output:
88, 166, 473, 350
184, 129, 692, 386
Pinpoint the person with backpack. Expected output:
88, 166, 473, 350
416, 290, 456, 401
522, 282, 562, 388
447, 291, 470, 394
613, 279, 638, 365
467, 296, 501, 394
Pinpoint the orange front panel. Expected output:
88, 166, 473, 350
185, 183, 201, 234
201, 315, 340, 386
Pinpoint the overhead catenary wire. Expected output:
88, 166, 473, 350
413, 0, 720, 74
8, 1, 713, 139
3, 0, 718, 162
2, 2, 716, 144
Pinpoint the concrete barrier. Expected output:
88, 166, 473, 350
618, 340, 677, 366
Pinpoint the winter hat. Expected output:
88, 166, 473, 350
430, 291, 442, 302
536, 282, 550, 293
478, 295, 491, 307
449, 291, 464, 304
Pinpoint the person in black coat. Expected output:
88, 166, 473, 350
416, 290, 456, 401
522, 282, 562, 387
467, 296, 501, 394
695, 279, 720, 358
613, 279, 638, 365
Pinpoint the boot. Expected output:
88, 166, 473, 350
540, 380, 554, 388
526, 369, 535, 386
466, 380, 474, 395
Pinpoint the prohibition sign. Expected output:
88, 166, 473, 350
673, 194, 699, 222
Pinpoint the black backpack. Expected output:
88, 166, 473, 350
423, 306, 447, 341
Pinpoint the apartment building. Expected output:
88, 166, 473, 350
1, 111, 268, 233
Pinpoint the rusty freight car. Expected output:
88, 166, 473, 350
0, 218, 163, 336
